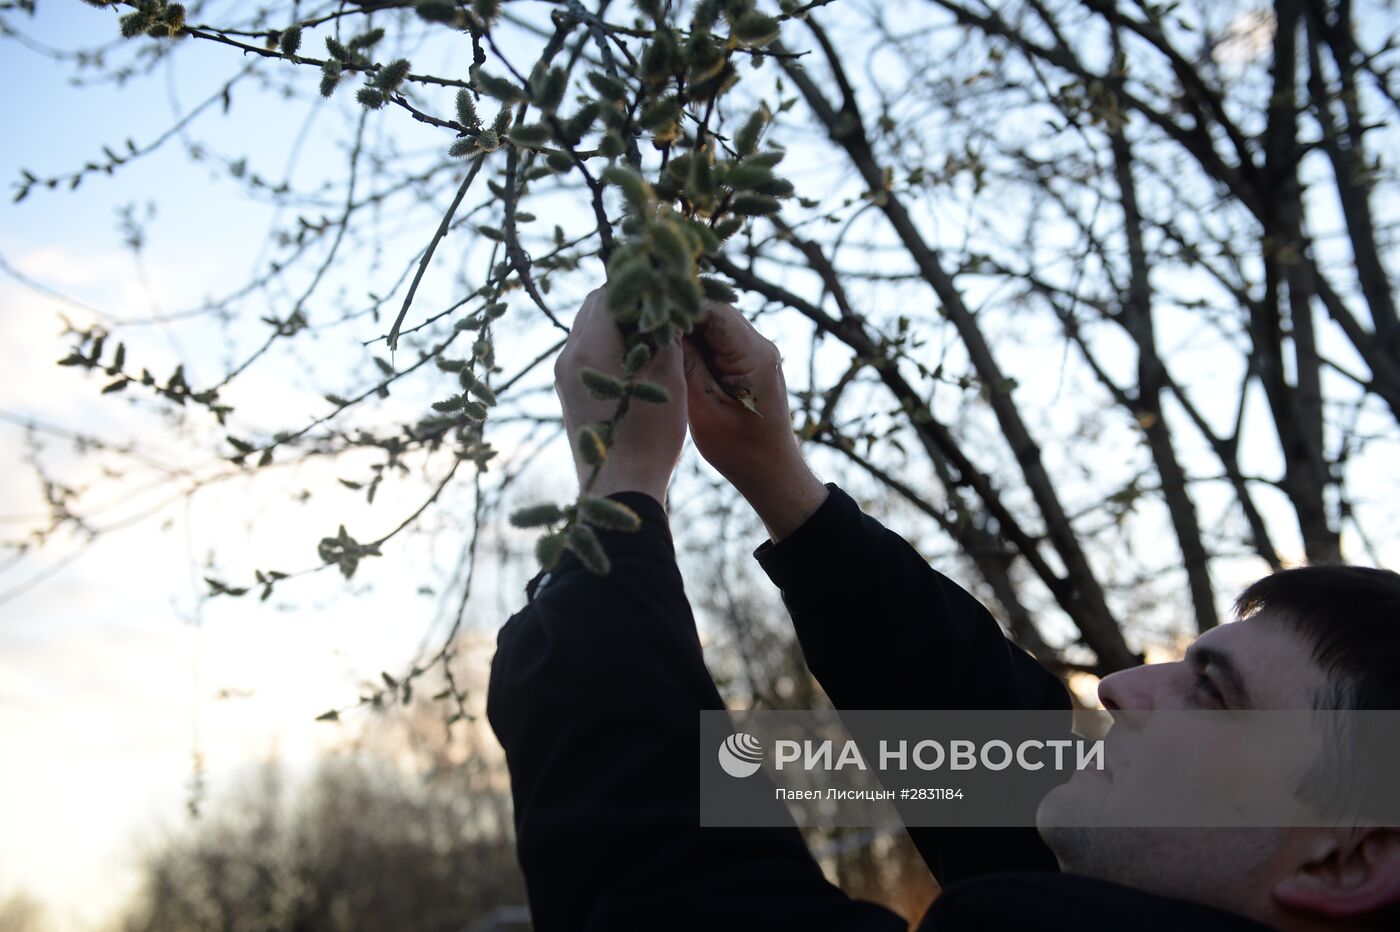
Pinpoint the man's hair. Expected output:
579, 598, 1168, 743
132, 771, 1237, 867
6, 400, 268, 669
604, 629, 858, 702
1234, 564, 1400, 710
1235, 567, 1399, 926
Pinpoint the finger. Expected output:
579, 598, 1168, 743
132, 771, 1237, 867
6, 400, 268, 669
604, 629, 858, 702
681, 335, 715, 386
691, 302, 763, 366
682, 336, 733, 414
576, 288, 602, 330
574, 288, 632, 366
651, 331, 685, 384
562, 291, 594, 355
694, 301, 761, 338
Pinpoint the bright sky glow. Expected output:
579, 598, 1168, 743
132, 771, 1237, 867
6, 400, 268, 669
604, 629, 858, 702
2, 2, 1397, 927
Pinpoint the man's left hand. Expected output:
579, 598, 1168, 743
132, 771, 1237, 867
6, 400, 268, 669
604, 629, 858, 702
553, 287, 688, 507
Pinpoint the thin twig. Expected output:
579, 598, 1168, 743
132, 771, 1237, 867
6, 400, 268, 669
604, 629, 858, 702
502, 144, 569, 332
388, 155, 488, 352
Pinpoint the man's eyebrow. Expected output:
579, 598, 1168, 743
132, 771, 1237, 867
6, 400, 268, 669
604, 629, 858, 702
1185, 644, 1252, 706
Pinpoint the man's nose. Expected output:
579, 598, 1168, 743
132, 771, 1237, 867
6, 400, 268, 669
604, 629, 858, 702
1097, 665, 1157, 717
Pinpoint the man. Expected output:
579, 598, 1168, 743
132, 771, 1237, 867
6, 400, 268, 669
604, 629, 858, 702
486, 290, 1400, 930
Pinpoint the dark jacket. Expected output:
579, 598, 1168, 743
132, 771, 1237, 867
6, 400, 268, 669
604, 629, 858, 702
486, 483, 1272, 931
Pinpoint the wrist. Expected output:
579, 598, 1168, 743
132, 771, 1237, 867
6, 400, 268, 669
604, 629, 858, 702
733, 457, 828, 543
585, 469, 669, 512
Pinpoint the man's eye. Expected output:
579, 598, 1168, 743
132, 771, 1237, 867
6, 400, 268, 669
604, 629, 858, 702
1193, 672, 1224, 705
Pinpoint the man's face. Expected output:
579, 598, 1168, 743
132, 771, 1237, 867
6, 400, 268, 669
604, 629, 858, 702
1037, 614, 1336, 923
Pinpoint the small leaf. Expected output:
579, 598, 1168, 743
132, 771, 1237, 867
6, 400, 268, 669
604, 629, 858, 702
119, 11, 147, 38
627, 380, 671, 404
325, 36, 352, 62
579, 367, 625, 399
432, 394, 466, 412
624, 343, 652, 375
688, 148, 716, 204
578, 497, 641, 531
510, 123, 551, 147
587, 71, 628, 101
606, 260, 655, 315
204, 576, 249, 598
373, 58, 411, 92
356, 87, 387, 109
701, 276, 737, 303
754, 176, 795, 198
714, 216, 745, 240
601, 165, 653, 211
476, 71, 525, 102
455, 89, 481, 131
492, 105, 513, 136
349, 28, 385, 50
731, 11, 780, 47
319, 61, 342, 97
279, 25, 302, 56
735, 104, 770, 156
746, 149, 786, 169
730, 193, 781, 216
467, 380, 497, 406
598, 130, 626, 159
535, 531, 567, 570
566, 523, 610, 575
415, 0, 460, 24
511, 503, 565, 528
532, 65, 566, 113
577, 425, 607, 465
640, 94, 681, 132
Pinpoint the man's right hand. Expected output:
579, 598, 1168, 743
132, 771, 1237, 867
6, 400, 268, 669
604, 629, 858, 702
680, 303, 829, 542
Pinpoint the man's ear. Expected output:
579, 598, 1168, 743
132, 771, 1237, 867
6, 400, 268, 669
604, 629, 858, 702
1273, 828, 1400, 918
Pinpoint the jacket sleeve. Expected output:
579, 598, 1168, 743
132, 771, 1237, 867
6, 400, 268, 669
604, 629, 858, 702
752, 482, 1069, 885
486, 490, 906, 932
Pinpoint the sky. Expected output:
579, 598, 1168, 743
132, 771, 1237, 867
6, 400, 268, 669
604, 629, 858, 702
1, 1, 1398, 928
0, 4, 554, 926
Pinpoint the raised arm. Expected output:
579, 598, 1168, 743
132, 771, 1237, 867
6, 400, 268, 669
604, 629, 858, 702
682, 303, 1069, 885
486, 290, 904, 931
681, 302, 1067, 713
487, 492, 905, 931
751, 481, 1067, 712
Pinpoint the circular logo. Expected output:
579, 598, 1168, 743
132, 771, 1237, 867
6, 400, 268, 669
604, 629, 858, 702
718, 732, 764, 778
